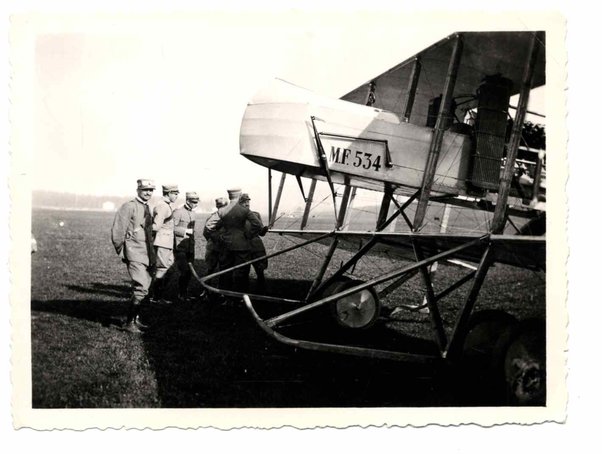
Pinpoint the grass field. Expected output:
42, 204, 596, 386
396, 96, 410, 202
31, 207, 545, 408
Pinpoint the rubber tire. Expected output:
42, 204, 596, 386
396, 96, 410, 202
322, 278, 380, 329
500, 318, 546, 406
462, 309, 519, 364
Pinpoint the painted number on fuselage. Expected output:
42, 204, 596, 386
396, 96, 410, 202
329, 147, 382, 172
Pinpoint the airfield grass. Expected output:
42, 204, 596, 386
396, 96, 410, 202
30, 208, 545, 408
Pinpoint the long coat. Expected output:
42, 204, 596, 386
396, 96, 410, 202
246, 211, 268, 269
203, 211, 222, 254
173, 204, 196, 256
111, 198, 154, 265
152, 198, 175, 249
217, 202, 262, 251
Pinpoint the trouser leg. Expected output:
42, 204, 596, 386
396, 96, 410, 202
219, 250, 235, 290
126, 261, 152, 324
153, 247, 175, 300
175, 252, 192, 298
233, 250, 251, 292
255, 265, 266, 289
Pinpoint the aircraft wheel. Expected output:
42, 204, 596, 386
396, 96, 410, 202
499, 318, 546, 405
323, 279, 380, 329
462, 309, 518, 363
460, 310, 519, 404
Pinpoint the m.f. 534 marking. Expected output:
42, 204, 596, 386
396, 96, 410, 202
329, 146, 383, 172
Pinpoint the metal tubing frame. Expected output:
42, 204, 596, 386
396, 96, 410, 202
304, 237, 340, 303
196, 231, 334, 299
311, 116, 339, 224
413, 34, 464, 231
337, 185, 353, 228
434, 270, 477, 303
413, 241, 447, 352
264, 236, 486, 328
295, 175, 306, 202
309, 236, 379, 299
379, 190, 420, 232
341, 186, 358, 230
531, 151, 544, 204
244, 295, 438, 363
376, 184, 393, 231
300, 179, 318, 230
444, 244, 495, 359
377, 269, 421, 299
491, 32, 542, 233
268, 168, 273, 226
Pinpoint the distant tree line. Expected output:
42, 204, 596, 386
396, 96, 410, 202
32, 190, 215, 212
32, 191, 131, 210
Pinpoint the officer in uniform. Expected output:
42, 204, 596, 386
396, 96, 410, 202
151, 184, 179, 303
111, 179, 156, 333
217, 188, 262, 291
203, 196, 228, 289
239, 193, 269, 291
173, 191, 199, 302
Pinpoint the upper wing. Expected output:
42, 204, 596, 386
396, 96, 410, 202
341, 31, 546, 126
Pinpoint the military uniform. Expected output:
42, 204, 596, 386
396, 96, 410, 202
111, 179, 156, 332
173, 192, 199, 300
247, 210, 268, 288
203, 197, 228, 285
217, 189, 262, 291
151, 184, 178, 301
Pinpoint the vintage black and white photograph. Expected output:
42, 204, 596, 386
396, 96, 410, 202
9, 9, 567, 430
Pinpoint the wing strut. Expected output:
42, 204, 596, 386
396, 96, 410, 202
300, 179, 317, 230
413, 34, 463, 231
269, 172, 286, 227
402, 57, 422, 122
311, 116, 340, 227
491, 32, 543, 233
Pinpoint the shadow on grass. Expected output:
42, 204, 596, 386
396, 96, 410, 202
30, 259, 500, 407
31, 298, 128, 327
66, 282, 132, 298
135, 259, 474, 408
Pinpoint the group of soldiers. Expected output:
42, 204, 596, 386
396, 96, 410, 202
110, 178, 268, 333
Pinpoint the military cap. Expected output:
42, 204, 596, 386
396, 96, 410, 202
239, 193, 251, 203
162, 184, 179, 193
137, 179, 156, 190
186, 191, 199, 201
215, 197, 228, 208
227, 188, 242, 200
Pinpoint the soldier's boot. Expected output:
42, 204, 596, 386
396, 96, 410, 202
177, 276, 191, 302
152, 278, 172, 305
133, 315, 149, 330
121, 301, 144, 333
256, 269, 266, 292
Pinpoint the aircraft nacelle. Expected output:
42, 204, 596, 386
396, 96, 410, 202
240, 79, 473, 197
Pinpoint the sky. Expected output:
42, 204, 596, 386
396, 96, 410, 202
13, 11, 551, 215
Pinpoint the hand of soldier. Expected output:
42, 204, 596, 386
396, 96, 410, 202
260, 226, 269, 237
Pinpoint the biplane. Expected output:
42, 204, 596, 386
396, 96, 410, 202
194, 31, 548, 405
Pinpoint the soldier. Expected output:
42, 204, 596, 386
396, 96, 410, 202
203, 196, 228, 289
172, 191, 199, 302
110, 179, 156, 333
151, 184, 179, 304
217, 188, 262, 291
239, 193, 269, 291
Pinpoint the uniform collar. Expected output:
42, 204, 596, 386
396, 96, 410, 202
185, 203, 193, 211
135, 196, 149, 205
